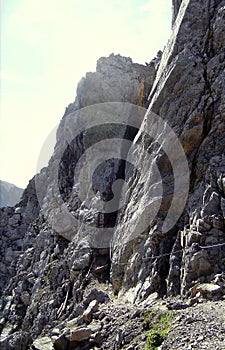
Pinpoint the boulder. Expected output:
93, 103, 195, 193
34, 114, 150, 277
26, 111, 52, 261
66, 327, 92, 342
53, 334, 70, 350
84, 288, 109, 305
190, 283, 222, 298
32, 336, 54, 350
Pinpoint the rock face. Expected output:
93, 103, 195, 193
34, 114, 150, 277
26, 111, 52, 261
0, 0, 225, 348
111, 0, 225, 300
0, 180, 23, 207
35, 53, 155, 246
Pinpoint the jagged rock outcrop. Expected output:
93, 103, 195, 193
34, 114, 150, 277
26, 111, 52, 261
0, 54, 156, 347
65, 53, 155, 114
0, 177, 40, 295
0, 1, 225, 349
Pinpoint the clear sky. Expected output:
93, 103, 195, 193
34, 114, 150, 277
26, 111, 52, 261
0, 0, 172, 188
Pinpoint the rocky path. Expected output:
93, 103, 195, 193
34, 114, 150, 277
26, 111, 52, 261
162, 300, 225, 350
1, 277, 225, 349
84, 295, 225, 350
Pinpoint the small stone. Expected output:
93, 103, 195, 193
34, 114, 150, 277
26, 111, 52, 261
201, 192, 220, 217
83, 299, 99, 323
51, 328, 60, 336
167, 301, 189, 310
126, 346, 134, 350
8, 214, 21, 227
142, 334, 147, 341
92, 311, 101, 319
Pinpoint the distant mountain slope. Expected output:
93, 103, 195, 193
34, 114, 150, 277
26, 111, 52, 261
0, 180, 23, 207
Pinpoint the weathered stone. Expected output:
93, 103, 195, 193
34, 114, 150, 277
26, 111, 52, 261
65, 317, 79, 329
83, 299, 99, 324
90, 331, 103, 346
53, 334, 69, 350
191, 283, 222, 298
66, 327, 92, 342
32, 336, 54, 350
201, 192, 220, 218
0, 331, 31, 350
212, 273, 225, 287
212, 216, 224, 230
84, 288, 109, 305
8, 214, 21, 227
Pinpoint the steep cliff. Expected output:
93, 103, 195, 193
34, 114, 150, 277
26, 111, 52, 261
0, 1, 225, 349
112, 0, 225, 300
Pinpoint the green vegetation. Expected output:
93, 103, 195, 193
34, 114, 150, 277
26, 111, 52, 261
144, 309, 172, 350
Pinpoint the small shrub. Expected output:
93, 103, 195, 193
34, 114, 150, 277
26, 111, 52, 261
146, 330, 165, 349
145, 310, 172, 350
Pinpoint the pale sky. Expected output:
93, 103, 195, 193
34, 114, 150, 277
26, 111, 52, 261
0, 0, 172, 188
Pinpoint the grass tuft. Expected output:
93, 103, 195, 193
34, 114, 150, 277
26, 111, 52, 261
144, 309, 172, 350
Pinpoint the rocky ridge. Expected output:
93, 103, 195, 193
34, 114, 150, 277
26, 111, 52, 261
0, 0, 225, 349
0, 181, 24, 208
